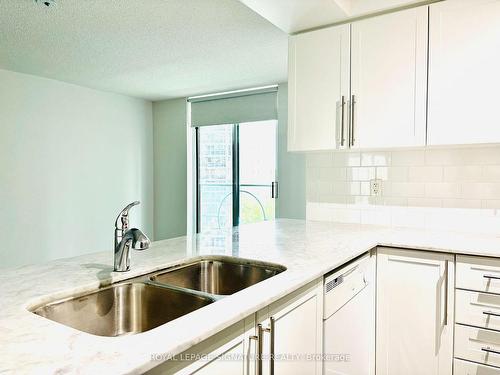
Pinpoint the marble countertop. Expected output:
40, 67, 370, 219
2, 219, 500, 375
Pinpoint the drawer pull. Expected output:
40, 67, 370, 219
484, 275, 500, 280
482, 347, 500, 356
483, 311, 500, 318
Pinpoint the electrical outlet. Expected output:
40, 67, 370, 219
370, 179, 382, 196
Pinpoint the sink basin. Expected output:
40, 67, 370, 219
150, 257, 286, 296
32, 282, 214, 337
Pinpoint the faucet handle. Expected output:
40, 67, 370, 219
115, 201, 140, 229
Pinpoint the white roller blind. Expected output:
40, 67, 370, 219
189, 87, 277, 127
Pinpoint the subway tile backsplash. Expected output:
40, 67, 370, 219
306, 146, 500, 234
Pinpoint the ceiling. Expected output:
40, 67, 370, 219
238, 0, 433, 33
0, 0, 288, 101
0, 0, 435, 101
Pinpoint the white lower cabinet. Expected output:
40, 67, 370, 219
147, 316, 254, 375
454, 255, 500, 373
147, 278, 323, 375
146, 249, 500, 375
256, 278, 323, 375
376, 247, 454, 375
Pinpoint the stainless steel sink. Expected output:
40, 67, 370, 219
31, 256, 285, 336
32, 282, 214, 337
150, 257, 286, 296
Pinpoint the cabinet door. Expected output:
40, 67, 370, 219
147, 318, 253, 375
256, 279, 323, 375
427, 0, 500, 145
350, 7, 428, 148
376, 247, 454, 375
288, 24, 350, 151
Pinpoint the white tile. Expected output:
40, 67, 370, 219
307, 152, 334, 168
306, 181, 318, 201
461, 183, 500, 199
376, 167, 388, 180
383, 197, 408, 207
349, 167, 376, 181
360, 181, 371, 196
408, 166, 443, 182
425, 183, 461, 198
333, 152, 361, 167
332, 181, 360, 196
306, 166, 320, 181
443, 166, 482, 182
390, 182, 426, 197
482, 200, 500, 209
352, 195, 370, 206
483, 166, 500, 182
442, 199, 481, 209
319, 167, 346, 182
391, 150, 425, 166
425, 148, 465, 166
387, 166, 409, 182
462, 147, 500, 165
361, 152, 392, 166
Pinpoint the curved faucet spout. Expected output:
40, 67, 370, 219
113, 202, 150, 272
114, 228, 150, 272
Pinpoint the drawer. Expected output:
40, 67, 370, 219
454, 358, 500, 375
456, 289, 500, 331
455, 324, 500, 367
457, 255, 500, 294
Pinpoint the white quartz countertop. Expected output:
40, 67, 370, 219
2, 219, 500, 375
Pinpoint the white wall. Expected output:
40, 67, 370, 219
276, 83, 306, 219
306, 147, 500, 234
153, 99, 187, 240
0, 69, 153, 267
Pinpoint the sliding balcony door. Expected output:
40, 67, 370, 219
196, 120, 277, 233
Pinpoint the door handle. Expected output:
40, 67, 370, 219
249, 324, 264, 375
271, 182, 279, 199
340, 95, 346, 147
263, 317, 275, 375
350, 94, 356, 147
444, 260, 448, 326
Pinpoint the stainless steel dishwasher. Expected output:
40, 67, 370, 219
323, 251, 376, 375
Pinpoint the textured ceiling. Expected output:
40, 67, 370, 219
238, 0, 432, 33
0, 0, 288, 100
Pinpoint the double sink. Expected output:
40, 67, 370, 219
31, 256, 286, 337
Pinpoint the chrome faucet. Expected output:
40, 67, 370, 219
114, 201, 151, 272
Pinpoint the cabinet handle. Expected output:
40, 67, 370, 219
483, 311, 500, 318
249, 324, 264, 375
263, 317, 275, 375
340, 96, 346, 147
482, 347, 500, 356
484, 274, 500, 280
444, 260, 448, 326
350, 95, 356, 146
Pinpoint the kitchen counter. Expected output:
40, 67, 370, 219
2, 219, 500, 375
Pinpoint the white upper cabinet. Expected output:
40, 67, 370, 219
427, 0, 500, 146
350, 7, 428, 148
288, 24, 350, 152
